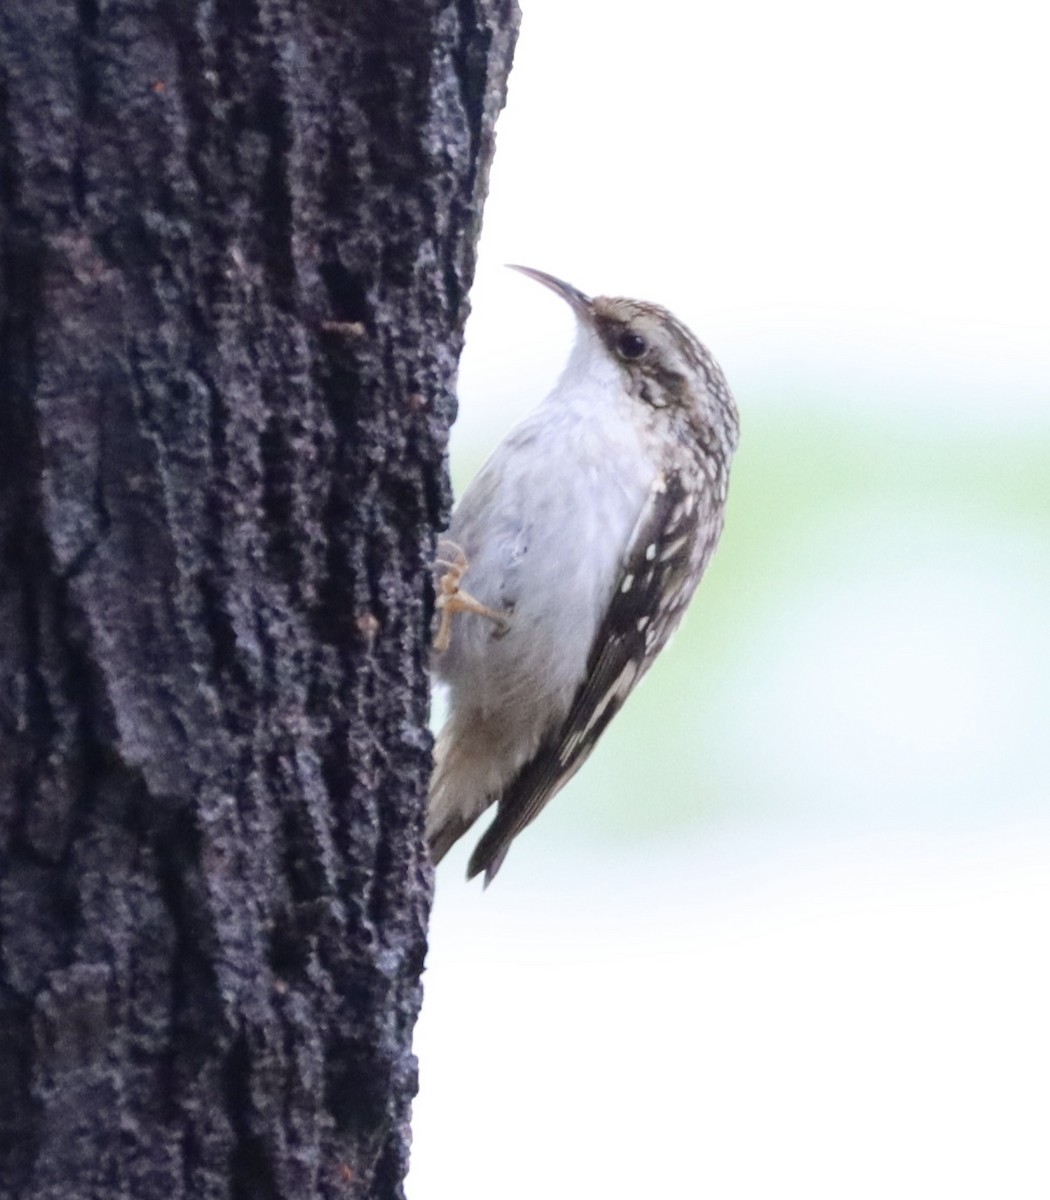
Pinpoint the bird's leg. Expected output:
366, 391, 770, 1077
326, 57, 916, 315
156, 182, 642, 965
433, 541, 511, 653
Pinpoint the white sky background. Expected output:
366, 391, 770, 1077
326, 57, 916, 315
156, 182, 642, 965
410, 2, 1050, 1197
459, 0, 1050, 437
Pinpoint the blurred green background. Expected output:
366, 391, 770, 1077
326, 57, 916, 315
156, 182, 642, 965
561, 407, 1050, 840
440, 388, 1050, 853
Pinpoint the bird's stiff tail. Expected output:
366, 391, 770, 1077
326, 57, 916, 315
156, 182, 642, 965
426, 712, 527, 882
426, 717, 494, 868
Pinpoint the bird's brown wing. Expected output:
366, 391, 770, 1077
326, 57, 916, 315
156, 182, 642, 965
467, 468, 704, 884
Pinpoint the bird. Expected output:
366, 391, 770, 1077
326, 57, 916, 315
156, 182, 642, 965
428, 266, 739, 885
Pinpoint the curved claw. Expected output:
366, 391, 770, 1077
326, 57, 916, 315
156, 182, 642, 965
432, 543, 512, 653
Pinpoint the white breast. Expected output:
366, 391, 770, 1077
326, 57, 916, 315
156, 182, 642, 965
437, 326, 660, 727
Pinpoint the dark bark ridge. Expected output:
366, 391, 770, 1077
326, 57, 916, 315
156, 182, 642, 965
0, 2, 518, 1197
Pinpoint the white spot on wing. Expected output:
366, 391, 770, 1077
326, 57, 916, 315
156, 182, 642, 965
612, 660, 638, 699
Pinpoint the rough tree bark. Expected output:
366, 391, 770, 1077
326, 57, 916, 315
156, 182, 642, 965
0, 2, 518, 1197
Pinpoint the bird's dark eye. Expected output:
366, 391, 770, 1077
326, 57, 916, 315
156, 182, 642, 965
616, 331, 648, 360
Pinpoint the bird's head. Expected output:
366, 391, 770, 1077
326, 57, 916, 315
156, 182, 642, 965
509, 265, 739, 456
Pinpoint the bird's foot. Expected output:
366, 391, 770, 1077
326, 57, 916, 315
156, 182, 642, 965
433, 540, 511, 653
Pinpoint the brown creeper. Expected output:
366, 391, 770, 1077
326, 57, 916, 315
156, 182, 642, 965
428, 267, 740, 884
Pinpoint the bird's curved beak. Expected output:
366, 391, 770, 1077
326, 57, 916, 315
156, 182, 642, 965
507, 265, 593, 320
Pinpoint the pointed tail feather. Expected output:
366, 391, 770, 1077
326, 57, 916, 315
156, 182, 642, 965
428, 807, 477, 866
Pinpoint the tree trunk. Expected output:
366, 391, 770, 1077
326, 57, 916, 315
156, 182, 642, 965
0, 2, 518, 1197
